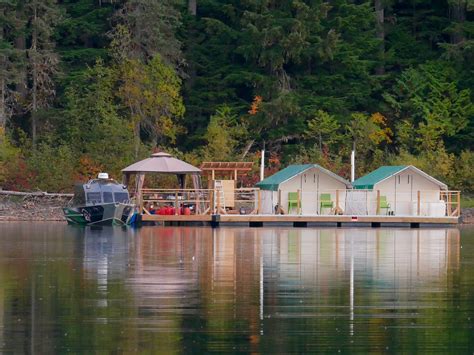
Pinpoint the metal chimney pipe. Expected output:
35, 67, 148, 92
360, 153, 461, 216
351, 149, 355, 183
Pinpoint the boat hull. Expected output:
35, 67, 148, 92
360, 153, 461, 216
63, 203, 135, 226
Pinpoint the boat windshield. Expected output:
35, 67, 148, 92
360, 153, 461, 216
103, 191, 114, 203
86, 192, 102, 204
114, 192, 129, 203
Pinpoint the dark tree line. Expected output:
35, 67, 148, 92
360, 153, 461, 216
0, 0, 473, 193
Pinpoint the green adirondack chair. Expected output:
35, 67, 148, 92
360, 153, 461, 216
288, 192, 299, 214
320, 193, 333, 214
379, 195, 390, 214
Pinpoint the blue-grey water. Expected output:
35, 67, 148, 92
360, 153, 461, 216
0, 223, 473, 353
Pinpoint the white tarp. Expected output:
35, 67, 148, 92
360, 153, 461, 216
345, 190, 369, 215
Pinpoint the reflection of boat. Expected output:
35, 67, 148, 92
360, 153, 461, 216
63, 173, 135, 226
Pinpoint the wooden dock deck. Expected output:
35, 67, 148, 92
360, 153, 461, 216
140, 214, 459, 228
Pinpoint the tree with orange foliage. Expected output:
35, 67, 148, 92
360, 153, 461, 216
248, 95, 263, 115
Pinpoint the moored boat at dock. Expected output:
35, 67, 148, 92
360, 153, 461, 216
63, 173, 135, 226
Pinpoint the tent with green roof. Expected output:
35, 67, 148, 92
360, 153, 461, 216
349, 165, 448, 216
352, 165, 447, 190
256, 164, 351, 214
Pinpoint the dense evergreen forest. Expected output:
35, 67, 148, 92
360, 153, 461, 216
0, 0, 473, 192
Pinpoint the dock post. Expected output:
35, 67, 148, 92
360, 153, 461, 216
297, 189, 301, 215
376, 190, 380, 215
417, 191, 420, 216
216, 190, 221, 214
175, 192, 179, 215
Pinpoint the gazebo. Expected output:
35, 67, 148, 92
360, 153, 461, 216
122, 152, 202, 205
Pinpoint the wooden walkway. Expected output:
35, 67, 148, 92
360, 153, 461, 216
140, 214, 459, 227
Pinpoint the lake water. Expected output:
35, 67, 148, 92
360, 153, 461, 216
0, 223, 473, 353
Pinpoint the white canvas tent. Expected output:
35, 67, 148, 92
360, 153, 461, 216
351, 165, 448, 216
256, 164, 351, 215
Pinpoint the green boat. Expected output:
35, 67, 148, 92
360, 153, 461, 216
63, 173, 136, 226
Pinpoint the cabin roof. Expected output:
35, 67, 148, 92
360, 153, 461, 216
256, 164, 351, 191
352, 165, 448, 190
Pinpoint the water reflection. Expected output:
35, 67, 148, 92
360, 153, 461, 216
0, 223, 472, 352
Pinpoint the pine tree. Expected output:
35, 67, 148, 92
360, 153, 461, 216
0, 0, 23, 129
23, 0, 61, 147
109, 0, 183, 69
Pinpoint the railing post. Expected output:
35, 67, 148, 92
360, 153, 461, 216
417, 190, 420, 216
175, 192, 179, 215
457, 191, 461, 217
376, 190, 380, 215
209, 189, 214, 215
257, 189, 261, 214
336, 190, 340, 215
278, 189, 282, 214
447, 192, 452, 216
297, 189, 301, 215
216, 190, 221, 214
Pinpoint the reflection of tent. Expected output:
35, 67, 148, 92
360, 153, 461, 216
121, 152, 202, 203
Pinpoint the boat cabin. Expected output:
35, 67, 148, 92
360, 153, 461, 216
73, 173, 129, 206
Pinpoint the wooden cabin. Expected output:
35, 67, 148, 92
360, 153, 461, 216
256, 164, 351, 215
351, 165, 456, 216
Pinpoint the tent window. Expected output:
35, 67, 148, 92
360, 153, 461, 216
103, 192, 113, 203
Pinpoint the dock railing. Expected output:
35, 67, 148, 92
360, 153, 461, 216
140, 188, 213, 215
279, 189, 460, 217
140, 187, 261, 215
139, 188, 460, 217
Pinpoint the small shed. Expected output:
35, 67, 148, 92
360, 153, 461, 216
351, 165, 448, 216
200, 162, 254, 210
256, 164, 351, 215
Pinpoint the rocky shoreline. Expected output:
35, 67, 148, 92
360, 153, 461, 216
1, 198, 473, 224
0, 196, 68, 222
461, 208, 474, 225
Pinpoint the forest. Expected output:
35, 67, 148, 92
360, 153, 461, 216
0, 0, 473, 193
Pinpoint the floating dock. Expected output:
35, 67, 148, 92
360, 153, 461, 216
140, 214, 459, 228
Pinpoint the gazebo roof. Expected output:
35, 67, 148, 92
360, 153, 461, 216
122, 152, 201, 175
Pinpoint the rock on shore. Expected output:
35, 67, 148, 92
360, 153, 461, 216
461, 208, 474, 225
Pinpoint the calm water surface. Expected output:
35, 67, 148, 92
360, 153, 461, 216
0, 223, 473, 353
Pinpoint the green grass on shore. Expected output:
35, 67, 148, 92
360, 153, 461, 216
461, 195, 474, 209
